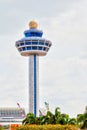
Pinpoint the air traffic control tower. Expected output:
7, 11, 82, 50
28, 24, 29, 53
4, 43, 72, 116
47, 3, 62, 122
15, 21, 52, 116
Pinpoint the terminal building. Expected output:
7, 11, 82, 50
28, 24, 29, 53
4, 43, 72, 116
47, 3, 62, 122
0, 107, 26, 124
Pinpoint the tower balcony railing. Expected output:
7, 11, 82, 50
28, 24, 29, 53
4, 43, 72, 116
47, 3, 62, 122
16, 39, 52, 56
16, 40, 51, 48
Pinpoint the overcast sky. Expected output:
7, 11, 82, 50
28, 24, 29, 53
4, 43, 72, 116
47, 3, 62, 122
0, 0, 87, 117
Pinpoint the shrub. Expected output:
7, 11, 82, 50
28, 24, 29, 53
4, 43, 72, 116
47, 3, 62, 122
0, 126, 3, 130
17, 124, 78, 130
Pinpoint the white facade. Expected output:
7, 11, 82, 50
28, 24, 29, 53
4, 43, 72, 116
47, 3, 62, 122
0, 108, 26, 124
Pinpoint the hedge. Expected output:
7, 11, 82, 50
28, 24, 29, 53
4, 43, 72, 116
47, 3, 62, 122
17, 124, 78, 130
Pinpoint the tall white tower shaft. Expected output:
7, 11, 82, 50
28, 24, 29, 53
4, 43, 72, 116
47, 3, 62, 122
29, 55, 39, 116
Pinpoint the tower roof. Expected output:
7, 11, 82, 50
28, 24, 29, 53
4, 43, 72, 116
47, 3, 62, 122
29, 20, 38, 29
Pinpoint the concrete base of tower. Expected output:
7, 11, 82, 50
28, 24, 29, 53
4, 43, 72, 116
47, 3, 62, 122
29, 55, 39, 117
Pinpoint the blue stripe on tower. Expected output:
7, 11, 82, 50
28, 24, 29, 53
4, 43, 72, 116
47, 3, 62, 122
34, 54, 36, 116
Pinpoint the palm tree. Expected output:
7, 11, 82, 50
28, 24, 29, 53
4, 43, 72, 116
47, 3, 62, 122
55, 107, 61, 117
22, 113, 36, 125
77, 114, 84, 126
68, 118, 77, 125
77, 107, 87, 129
56, 113, 69, 125
22, 107, 77, 125
54, 107, 61, 124
40, 111, 55, 124
35, 115, 46, 125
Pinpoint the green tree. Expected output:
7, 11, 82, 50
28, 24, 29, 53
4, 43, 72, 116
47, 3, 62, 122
68, 118, 77, 125
22, 113, 35, 125
77, 114, 84, 126
55, 107, 61, 119
56, 113, 69, 125
39, 111, 55, 124
22, 107, 77, 125
77, 106, 87, 129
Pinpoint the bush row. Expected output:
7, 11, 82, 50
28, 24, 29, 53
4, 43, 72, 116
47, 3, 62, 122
17, 124, 78, 130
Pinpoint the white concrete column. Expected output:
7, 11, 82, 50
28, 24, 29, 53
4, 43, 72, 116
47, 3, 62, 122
29, 55, 39, 116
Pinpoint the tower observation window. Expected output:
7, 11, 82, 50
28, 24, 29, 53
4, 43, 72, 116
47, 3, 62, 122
27, 47, 31, 50
45, 43, 48, 46
38, 47, 42, 50
39, 42, 44, 45
26, 42, 31, 45
43, 47, 46, 51
30, 32, 38, 36
20, 42, 24, 46
32, 46, 37, 50
32, 42, 38, 45
22, 47, 26, 51
49, 44, 51, 47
